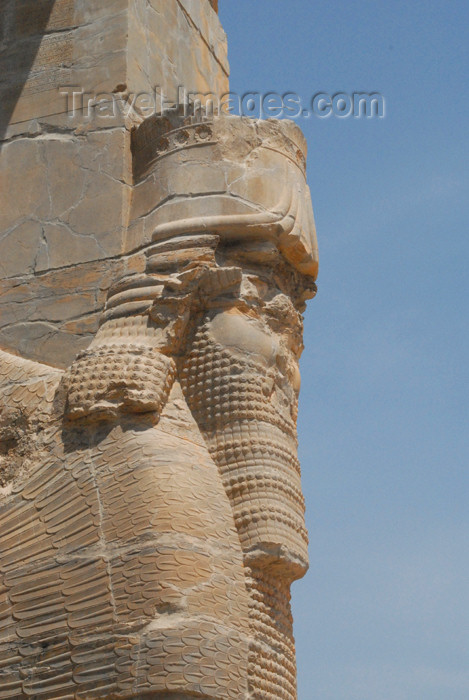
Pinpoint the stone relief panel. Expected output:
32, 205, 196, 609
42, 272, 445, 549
0, 114, 318, 699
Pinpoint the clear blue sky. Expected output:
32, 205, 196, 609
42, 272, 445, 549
219, 2, 468, 698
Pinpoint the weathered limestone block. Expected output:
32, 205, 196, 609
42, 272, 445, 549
1, 111, 318, 699
1, 0, 226, 135
0, 0, 227, 368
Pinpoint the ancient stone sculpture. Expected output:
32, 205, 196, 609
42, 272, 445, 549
0, 0, 319, 696
0, 111, 318, 699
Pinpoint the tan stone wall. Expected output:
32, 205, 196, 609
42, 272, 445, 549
1, 0, 227, 134
0, 0, 228, 367
128, 0, 227, 104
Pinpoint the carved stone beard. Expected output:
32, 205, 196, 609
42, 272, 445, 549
179, 245, 312, 700
180, 319, 303, 700
180, 306, 309, 574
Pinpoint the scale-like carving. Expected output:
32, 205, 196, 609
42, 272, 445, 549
0, 114, 317, 699
0, 357, 251, 699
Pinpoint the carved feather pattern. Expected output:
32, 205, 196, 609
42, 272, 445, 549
0, 350, 250, 699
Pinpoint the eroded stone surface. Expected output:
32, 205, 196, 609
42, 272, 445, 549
1, 0, 227, 134
1, 0, 228, 368
0, 5, 317, 700
0, 350, 251, 699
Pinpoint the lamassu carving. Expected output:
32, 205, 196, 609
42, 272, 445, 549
0, 114, 318, 699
